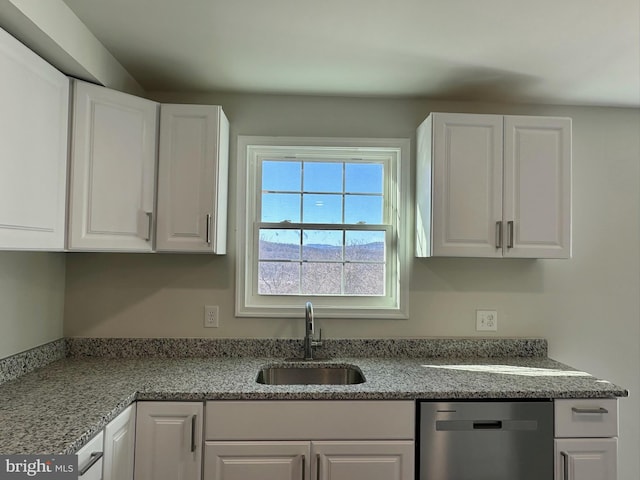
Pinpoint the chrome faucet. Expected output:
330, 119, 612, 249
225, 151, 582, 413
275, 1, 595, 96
303, 301, 322, 360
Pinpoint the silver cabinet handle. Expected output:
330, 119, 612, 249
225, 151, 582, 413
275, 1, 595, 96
316, 453, 321, 480
206, 213, 212, 245
301, 454, 305, 480
561, 451, 569, 480
507, 220, 514, 248
496, 221, 503, 249
190, 414, 197, 452
79, 451, 103, 476
571, 407, 609, 414
146, 212, 153, 241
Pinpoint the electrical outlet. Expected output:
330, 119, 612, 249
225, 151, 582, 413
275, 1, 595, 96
476, 310, 498, 331
204, 305, 219, 328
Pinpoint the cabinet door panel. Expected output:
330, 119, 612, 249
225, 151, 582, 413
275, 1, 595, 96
156, 104, 228, 253
313, 441, 414, 480
504, 116, 571, 258
0, 27, 69, 250
555, 438, 617, 480
135, 402, 202, 480
69, 80, 158, 251
431, 113, 503, 257
103, 404, 135, 480
204, 441, 308, 480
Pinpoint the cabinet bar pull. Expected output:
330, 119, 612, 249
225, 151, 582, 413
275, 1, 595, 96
79, 451, 103, 476
571, 407, 609, 414
561, 451, 569, 480
206, 213, 212, 245
316, 453, 321, 480
146, 212, 152, 241
190, 414, 197, 452
496, 221, 503, 249
301, 454, 305, 480
507, 220, 514, 248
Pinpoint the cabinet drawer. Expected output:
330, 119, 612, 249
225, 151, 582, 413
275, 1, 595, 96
206, 400, 415, 441
555, 399, 618, 438
77, 431, 104, 480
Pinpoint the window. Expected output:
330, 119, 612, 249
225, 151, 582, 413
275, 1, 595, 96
236, 136, 410, 319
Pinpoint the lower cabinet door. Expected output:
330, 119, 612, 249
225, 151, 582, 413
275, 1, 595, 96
77, 431, 104, 480
103, 404, 135, 480
555, 438, 617, 480
204, 441, 309, 480
312, 441, 415, 480
134, 402, 203, 480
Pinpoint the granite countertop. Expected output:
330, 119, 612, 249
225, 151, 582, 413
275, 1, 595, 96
0, 348, 628, 455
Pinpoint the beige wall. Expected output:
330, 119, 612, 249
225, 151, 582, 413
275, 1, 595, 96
0, 252, 65, 359
63, 93, 640, 479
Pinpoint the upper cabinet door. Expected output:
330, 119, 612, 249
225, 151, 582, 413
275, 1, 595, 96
503, 116, 572, 258
156, 104, 229, 253
427, 113, 504, 257
68, 80, 158, 251
0, 27, 69, 251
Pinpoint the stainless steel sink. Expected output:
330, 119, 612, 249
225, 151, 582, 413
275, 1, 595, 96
256, 364, 365, 385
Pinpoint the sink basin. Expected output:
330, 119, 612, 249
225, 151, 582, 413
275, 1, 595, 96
256, 364, 365, 385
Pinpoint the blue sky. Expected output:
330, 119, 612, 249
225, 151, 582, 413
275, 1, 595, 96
261, 160, 384, 225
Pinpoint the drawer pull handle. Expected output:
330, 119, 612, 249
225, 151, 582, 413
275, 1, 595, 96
301, 454, 305, 480
496, 221, 503, 249
571, 407, 609, 414
190, 414, 197, 452
79, 451, 103, 476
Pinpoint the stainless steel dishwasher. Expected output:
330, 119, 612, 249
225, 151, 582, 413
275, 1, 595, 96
419, 400, 553, 480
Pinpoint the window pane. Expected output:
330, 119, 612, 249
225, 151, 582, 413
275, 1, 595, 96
302, 263, 342, 295
303, 194, 342, 223
262, 160, 301, 192
259, 229, 300, 260
258, 262, 300, 295
261, 193, 300, 222
302, 230, 343, 261
304, 162, 342, 192
345, 231, 385, 262
345, 263, 385, 295
345, 163, 383, 193
345, 195, 383, 224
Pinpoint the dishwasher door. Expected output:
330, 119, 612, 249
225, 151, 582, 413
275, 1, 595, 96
419, 401, 553, 480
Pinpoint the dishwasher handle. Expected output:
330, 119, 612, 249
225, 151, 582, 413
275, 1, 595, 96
436, 419, 539, 431
473, 420, 503, 430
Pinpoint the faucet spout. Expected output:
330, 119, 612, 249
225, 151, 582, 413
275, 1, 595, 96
303, 301, 321, 360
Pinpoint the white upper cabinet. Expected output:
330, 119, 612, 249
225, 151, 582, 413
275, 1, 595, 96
504, 115, 572, 258
68, 80, 159, 252
0, 27, 69, 251
156, 104, 229, 253
416, 112, 571, 258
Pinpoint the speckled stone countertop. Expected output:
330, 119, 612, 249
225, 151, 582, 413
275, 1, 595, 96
0, 338, 628, 455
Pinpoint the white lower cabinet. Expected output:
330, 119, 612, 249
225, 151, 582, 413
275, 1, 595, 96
77, 430, 104, 480
134, 401, 203, 480
204, 440, 413, 480
554, 399, 618, 480
205, 441, 308, 480
555, 438, 617, 480
103, 403, 136, 480
203, 401, 415, 480
313, 440, 414, 480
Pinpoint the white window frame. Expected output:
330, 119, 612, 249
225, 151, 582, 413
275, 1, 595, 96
236, 136, 410, 319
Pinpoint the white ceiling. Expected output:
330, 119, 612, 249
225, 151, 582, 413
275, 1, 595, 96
62, 0, 640, 107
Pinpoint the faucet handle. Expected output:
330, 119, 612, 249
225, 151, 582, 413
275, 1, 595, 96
312, 328, 323, 347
